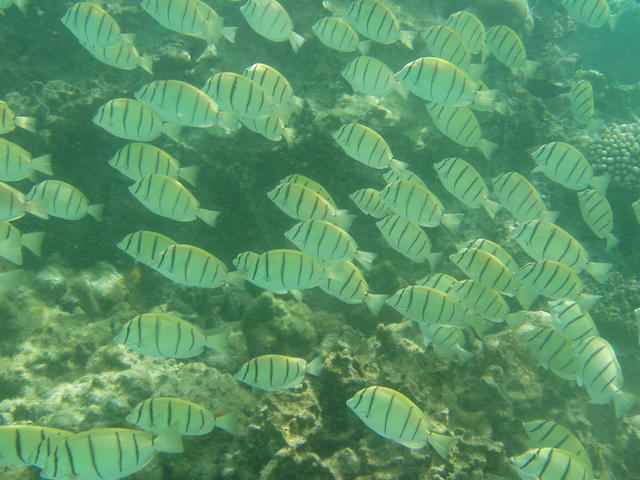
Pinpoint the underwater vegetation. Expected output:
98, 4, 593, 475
2, 0, 640, 479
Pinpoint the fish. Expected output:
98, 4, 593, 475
41, 427, 183, 480
456, 238, 519, 273
426, 104, 498, 160
383, 167, 427, 186
570, 80, 600, 127
267, 182, 354, 230
346, 386, 454, 457
285, 219, 377, 269
420, 324, 473, 363
0, 222, 44, 265
0, 138, 52, 181
202, 72, 275, 120
349, 188, 393, 218
395, 57, 501, 112
434, 158, 501, 217
512, 219, 612, 284
243, 63, 304, 119
492, 172, 558, 222
421, 25, 474, 71
0, 425, 72, 468
379, 180, 463, 232
93, 98, 181, 142
523, 419, 592, 470
240, 114, 295, 145
129, 174, 219, 226
530, 141, 610, 194
140, 0, 237, 45
548, 299, 599, 342
340, 0, 415, 48
520, 323, 578, 381
332, 123, 406, 170
279, 174, 336, 207
415, 273, 458, 291
114, 312, 229, 358
319, 261, 388, 315
127, 397, 238, 436
61, 2, 130, 47
447, 279, 510, 324
510, 447, 593, 480
82, 41, 154, 74
152, 244, 243, 288
0, 101, 36, 134
485, 25, 539, 78
576, 188, 618, 250
443, 10, 486, 56
573, 336, 634, 417
341, 56, 407, 98
25, 180, 103, 221
450, 247, 537, 309
515, 260, 601, 311
240, 0, 305, 53
0, 182, 48, 221
376, 215, 443, 265
561, 0, 619, 29
234, 354, 323, 391
109, 143, 199, 186
116, 230, 176, 267
312, 16, 369, 54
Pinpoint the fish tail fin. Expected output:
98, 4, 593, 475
455, 346, 474, 364
288, 31, 305, 53
153, 424, 183, 454
289, 289, 304, 302
32, 154, 53, 176
389, 159, 408, 171
515, 288, 538, 310
204, 332, 229, 354
178, 165, 200, 187
162, 123, 182, 143
290, 95, 305, 115
355, 250, 377, 270
0, 238, 23, 265
322, 0, 345, 15
394, 81, 409, 99
505, 311, 528, 329
224, 270, 245, 289
197, 208, 220, 227
426, 252, 445, 268
364, 293, 388, 316
482, 198, 502, 219
605, 233, 619, 251
472, 88, 499, 111
25, 200, 49, 219
468, 63, 487, 80
120, 33, 136, 44
590, 173, 611, 196
13, 0, 28, 13
577, 293, 602, 312
399, 30, 416, 49
613, 391, 635, 418
306, 355, 323, 376
357, 40, 371, 55
87, 204, 105, 222
222, 26, 238, 44
20, 231, 45, 257
14, 115, 36, 132
540, 210, 560, 223
609, 10, 623, 31
215, 412, 239, 435
478, 138, 498, 160
585, 262, 612, 284
441, 213, 463, 233
522, 60, 541, 80
282, 126, 296, 146
427, 432, 454, 459
138, 55, 154, 75
334, 210, 355, 230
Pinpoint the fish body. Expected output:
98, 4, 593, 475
421, 324, 473, 363
0, 182, 48, 221
548, 299, 598, 342
0, 425, 72, 468
116, 231, 176, 266
521, 324, 578, 380
576, 188, 617, 250
485, 25, 537, 77
240, 0, 305, 52
570, 80, 596, 125
0, 101, 36, 134
415, 273, 458, 291
343, 0, 413, 48
332, 123, 400, 170
202, 72, 274, 120
443, 10, 485, 55
312, 16, 366, 53
562, 0, 615, 28
25, 180, 103, 221
523, 419, 592, 470
234, 354, 322, 391
493, 172, 556, 222
0, 221, 44, 265
280, 174, 336, 207
448, 279, 509, 322
82, 41, 153, 74
421, 25, 472, 71
510, 447, 593, 480
319, 261, 388, 315
240, 114, 294, 144
376, 215, 442, 265
341, 56, 405, 97
0, 138, 52, 181
456, 238, 519, 273
61, 2, 124, 47
349, 188, 393, 218
243, 63, 303, 118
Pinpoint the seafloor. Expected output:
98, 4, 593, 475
1, 0, 640, 479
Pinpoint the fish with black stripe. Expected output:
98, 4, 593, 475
523, 419, 592, 470
548, 299, 599, 342
233, 354, 323, 391
332, 123, 406, 170
376, 215, 443, 265
485, 25, 539, 78
341, 56, 408, 98
319, 261, 388, 315
576, 188, 618, 250
0, 425, 72, 468
116, 231, 176, 267
0, 101, 36, 134
312, 16, 369, 54
26, 180, 103, 221
240, 0, 305, 53
492, 172, 558, 222
109, 143, 198, 185
510, 447, 593, 480
349, 188, 394, 218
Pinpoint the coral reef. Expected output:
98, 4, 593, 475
590, 123, 640, 192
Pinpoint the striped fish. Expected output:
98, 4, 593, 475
319, 261, 388, 315
0, 138, 52, 181
561, 0, 618, 28
267, 182, 354, 229
202, 72, 274, 120
93, 98, 181, 142
420, 324, 473, 364
332, 123, 404, 170
82, 41, 153, 74
395, 57, 499, 111
341, 0, 415, 48
573, 336, 634, 417
140, 0, 237, 45
61, 2, 128, 47
232, 251, 259, 274
415, 273, 458, 291
0, 182, 48, 221
109, 143, 199, 186
376, 215, 443, 265
129, 174, 219, 226
443, 10, 485, 56
0, 101, 36, 134
116, 230, 176, 266
0, 222, 44, 265
346, 386, 454, 457
153, 244, 242, 288
383, 167, 427, 187
285, 219, 377, 269
523, 420, 592, 470
485, 25, 538, 78
434, 158, 501, 218
521, 324, 578, 381
379, 180, 463, 232
457, 238, 519, 273
234, 354, 323, 391
114, 312, 228, 358
577, 188, 618, 250
426, 103, 498, 160
492, 172, 558, 222
510, 447, 593, 480
0, 425, 72, 468
279, 174, 336, 207
531, 141, 609, 194
240, 114, 295, 145
421, 25, 473, 71
240, 0, 305, 53
448, 279, 509, 323
41, 427, 183, 480
548, 299, 599, 342
570, 80, 597, 126
312, 16, 368, 53
25, 180, 103, 221
512, 219, 612, 284
243, 63, 304, 119
341, 56, 407, 98
349, 188, 393, 218
128, 397, 237, 436
515, 260, 601, 311
238, 249, 328, 300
